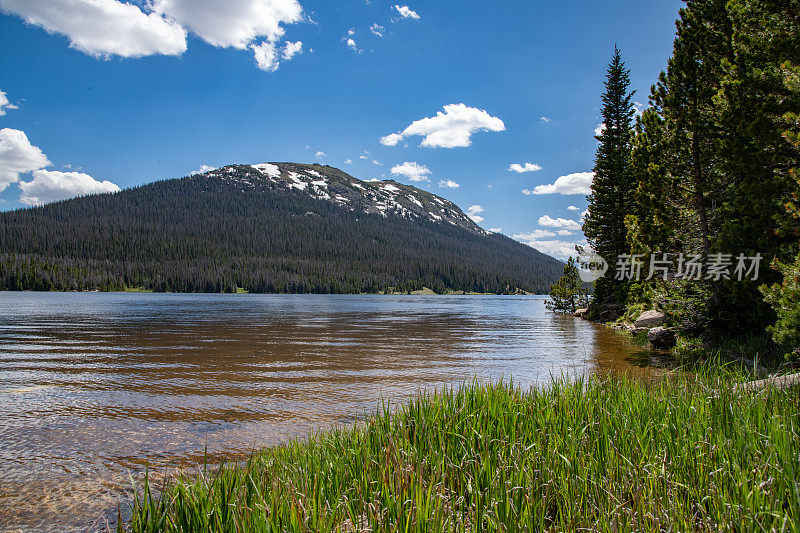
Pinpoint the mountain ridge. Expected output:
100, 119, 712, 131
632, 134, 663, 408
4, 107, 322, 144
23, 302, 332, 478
196, 162, 486, 234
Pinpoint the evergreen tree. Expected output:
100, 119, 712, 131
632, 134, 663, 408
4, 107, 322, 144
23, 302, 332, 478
625, 108, 679, 256
583, 46, 636, 309
546, 257, 590, 313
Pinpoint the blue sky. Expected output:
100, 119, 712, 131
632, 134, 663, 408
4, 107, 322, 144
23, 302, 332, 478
0, 0, 683, 259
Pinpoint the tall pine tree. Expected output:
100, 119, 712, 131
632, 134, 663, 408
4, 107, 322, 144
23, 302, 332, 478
583, 46, 636, 312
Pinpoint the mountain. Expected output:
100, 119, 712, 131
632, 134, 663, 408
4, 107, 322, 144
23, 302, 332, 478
0, 163, 564, 294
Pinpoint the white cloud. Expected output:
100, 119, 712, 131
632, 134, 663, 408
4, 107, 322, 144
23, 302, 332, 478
252, 40, 279, 71
390, 161, 430, 182
538, 215, 581, 231
0, 128, 121, 204
370, 23, 384, 37
0, 128, 51, 191
540, 116, 551, 123
524, 171, 593, 195
466, 205, 484, 223
567, 205, 579, 211
489, 227, 502, 233
507, 162, 542, 173
191, 164, 216, 175
557, 229, 573, 236
466, 205, 484, 215
344, 158, 352, 165
0, 0, 304, 70
380, 133, 403, 147
152, 0, 302, 49
282, 40, 302, 60
372, 159, 382, 166
438, 179, 459, 189
346, 38, 359, 52
381, 103, 505, 149
394, 5, 419, 19
0, 0, 187, 58
0, 90, 19, 116
19, 170, 120, 206
513, 235, 584, 260
315, 150, 326, 158
594, 122, 605, 136
514, 229, 556, 239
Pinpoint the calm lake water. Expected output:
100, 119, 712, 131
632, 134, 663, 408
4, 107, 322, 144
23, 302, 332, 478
0, 292, 653, 531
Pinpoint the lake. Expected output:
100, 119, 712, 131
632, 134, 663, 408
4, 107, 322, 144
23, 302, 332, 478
0, 293, 653, 531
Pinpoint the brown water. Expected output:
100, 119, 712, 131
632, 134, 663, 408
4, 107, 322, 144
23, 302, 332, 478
0, 292, 653, 531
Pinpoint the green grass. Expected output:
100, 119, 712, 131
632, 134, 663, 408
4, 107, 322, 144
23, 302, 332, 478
125, 375, 800, 532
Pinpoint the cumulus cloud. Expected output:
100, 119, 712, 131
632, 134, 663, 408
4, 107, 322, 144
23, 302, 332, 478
0, 0, 304, 70
315, 150, 326, 158
0, 0, 187, 57
594, 122, 605, 137
370, 23, 384, 37
538, 215, 581, 231
466, 205, 484, 224
438, 179, 459, 189
540, 116, 551, 123
282, 40, 302, 60
514, 229, 556, 239
346, 37, 359, 52
344, 158, 352, 165
394, 5, 419, 19
508, 162, 542, 173
523, 171, 593, 195
0, 90, 19, 116
567, 205, 579, 211
488, 227, 502, 233
0, 128, 51, 191
390, 161, 430, 182
19, 169, 120, 205
0, 127, 121, 204
152, 0, 302, 48
557, 230, 573, 236
381, 103, 505, 149
380, 133, 403, 147
513, 234, 584, 260
191, 164, 216, 175
252, 40, 279, 71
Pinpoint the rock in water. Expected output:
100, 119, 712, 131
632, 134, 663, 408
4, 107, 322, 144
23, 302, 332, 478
648, 326, 676, 348
634, 310, 666, 329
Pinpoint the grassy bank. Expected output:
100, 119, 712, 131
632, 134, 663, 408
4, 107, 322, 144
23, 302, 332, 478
126, 375, 799, 532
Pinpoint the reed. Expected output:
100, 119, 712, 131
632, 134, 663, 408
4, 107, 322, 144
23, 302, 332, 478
126, 374, 800, 532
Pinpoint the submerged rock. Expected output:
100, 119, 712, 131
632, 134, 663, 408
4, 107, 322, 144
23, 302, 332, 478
634, 310, 666, 329
648, 326, 676, 348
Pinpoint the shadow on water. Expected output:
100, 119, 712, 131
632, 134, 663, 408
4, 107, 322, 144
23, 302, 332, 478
0, 293, 658, 531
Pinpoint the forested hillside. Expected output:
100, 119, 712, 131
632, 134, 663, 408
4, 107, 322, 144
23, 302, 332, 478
582, 0, 799, 355
0, 163, 564, 294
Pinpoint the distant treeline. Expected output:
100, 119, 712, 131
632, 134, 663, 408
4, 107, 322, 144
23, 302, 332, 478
0, 173, 563, 294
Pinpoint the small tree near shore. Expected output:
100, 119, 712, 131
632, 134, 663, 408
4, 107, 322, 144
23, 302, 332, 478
546, 258, 591, 313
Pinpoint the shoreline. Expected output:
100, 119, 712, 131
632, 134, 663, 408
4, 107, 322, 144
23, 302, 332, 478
126, 374, 800, 531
